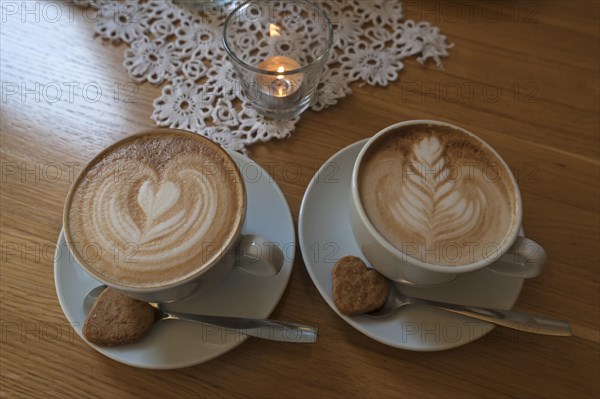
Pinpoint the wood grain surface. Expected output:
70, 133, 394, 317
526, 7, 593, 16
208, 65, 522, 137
1, 1, 599, 398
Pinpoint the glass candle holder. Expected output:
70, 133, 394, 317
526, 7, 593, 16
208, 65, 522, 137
223, 0, 333, 119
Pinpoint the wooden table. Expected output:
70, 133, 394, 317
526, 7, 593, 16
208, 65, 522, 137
1, 1, 598, 397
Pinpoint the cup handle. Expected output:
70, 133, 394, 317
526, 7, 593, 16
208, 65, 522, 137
486, 236, 547, 278
234, 234, 283, 277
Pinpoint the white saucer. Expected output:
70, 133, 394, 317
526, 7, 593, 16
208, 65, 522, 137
55, 151, 295, 369
298, 140, 525, 351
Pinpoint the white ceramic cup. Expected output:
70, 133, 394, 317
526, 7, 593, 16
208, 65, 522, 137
349, 120, 547, 286
63, 129, 282, 303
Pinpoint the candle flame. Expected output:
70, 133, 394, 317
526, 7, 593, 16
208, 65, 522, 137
277, 66, 285, 80
269, 24, 281, 37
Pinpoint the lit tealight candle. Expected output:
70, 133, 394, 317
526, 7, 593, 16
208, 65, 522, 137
256, 56, 304, 98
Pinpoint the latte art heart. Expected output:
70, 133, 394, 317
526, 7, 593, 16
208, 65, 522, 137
66, 133, 245, 288
94, 160, 218, 254
359, 125, 516, 266
138, 180, 180, 222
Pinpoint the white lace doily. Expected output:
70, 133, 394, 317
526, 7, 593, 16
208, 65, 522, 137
74, 0, 452, 152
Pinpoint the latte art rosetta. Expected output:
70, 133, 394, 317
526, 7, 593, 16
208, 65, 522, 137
66, 133, 245, 288
359, 126, 515, 266
391, 136, 499, 249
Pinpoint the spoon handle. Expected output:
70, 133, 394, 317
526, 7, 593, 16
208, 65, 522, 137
411, 299, 572, 336
164, 311, 318, 343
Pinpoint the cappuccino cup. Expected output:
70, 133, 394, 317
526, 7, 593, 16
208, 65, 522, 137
63, 129, 281, 302
349, 120, 547, 286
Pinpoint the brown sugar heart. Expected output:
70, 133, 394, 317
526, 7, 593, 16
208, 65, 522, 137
83, 288, 156, 346
332, 256, 388, 315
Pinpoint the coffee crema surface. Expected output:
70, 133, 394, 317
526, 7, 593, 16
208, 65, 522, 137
65, 132, 245, 288
359, 125, 517, 266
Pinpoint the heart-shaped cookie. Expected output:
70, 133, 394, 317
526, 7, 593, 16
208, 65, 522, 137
332, 256, 388, 315
83, 288, 156, 346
